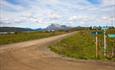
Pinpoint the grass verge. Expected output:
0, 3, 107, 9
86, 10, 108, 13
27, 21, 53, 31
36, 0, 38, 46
49, 29, 115, 61
0, 31, 66, 45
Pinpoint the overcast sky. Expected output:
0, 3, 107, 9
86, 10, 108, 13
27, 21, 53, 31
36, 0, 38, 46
0, 0, 115, 28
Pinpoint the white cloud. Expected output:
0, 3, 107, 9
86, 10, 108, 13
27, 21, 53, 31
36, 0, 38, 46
68, 15, 95, 23
47, 12, 62, 19
0, 0, 115, 28
97, 16, 115, 24
102, 0, 115, 6
47, 0, 59, 4
68, 16, 78, 22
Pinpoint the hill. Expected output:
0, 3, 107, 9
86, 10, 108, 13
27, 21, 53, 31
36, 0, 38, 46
0, 27, 34, 32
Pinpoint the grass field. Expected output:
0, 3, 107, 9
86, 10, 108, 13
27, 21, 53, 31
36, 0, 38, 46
49, 29, 115, 61
0, 31, 66, 45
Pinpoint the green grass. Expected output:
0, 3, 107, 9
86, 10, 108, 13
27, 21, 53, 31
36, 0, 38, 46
49, 29, 115, 61
0, 31, 66, 45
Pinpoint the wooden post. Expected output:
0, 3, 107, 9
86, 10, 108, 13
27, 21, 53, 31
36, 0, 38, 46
104, 30, 107, 56
111, 41, 115, 57
96, 32, 99, 58
111, 47, 114, 57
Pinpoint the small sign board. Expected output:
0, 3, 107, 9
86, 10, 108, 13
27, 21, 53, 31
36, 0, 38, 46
91, 32, 103, 36
108, 34, 115, 38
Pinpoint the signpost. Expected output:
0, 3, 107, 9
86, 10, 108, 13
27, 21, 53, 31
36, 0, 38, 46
91, 32, 103, 36
108, 34, 115, 57
91, 31, 103, 58
108, 34, 115, 38
91, 26, 114, 58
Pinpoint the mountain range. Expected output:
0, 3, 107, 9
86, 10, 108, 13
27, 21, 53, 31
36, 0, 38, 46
0, 24, 70, 32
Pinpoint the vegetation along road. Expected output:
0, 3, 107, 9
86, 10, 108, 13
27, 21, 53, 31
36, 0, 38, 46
0, 31, 115, 70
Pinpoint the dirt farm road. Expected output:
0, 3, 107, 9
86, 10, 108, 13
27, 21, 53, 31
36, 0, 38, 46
0, 32, 115, 70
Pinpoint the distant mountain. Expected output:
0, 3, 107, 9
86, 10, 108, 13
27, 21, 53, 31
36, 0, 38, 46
0, 24, 71, 32
46, 24, 70, 31
35, 28, 46, 31
0, 27, 34, 32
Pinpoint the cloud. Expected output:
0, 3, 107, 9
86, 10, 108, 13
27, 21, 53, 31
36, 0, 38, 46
47, 12, 62, 20
46, 0, 59, 4
102, 0, 115, 6
68, 16, 78, 23
97, 16, 115, 24
0, 0, 115, 28
0, 0, 25, 12
68, 15, 95, 23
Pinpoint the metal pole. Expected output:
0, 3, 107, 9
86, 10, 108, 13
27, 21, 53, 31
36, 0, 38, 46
104, 29, 107, 56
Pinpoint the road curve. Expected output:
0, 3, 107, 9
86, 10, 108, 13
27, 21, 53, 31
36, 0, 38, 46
0, 32, 115, 70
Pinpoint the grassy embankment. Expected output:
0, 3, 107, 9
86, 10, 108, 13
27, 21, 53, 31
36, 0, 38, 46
0, 31, 66, 45
49, 29, 115, 61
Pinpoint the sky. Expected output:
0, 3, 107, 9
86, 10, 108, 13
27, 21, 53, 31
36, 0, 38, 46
0, 0, 115, 28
